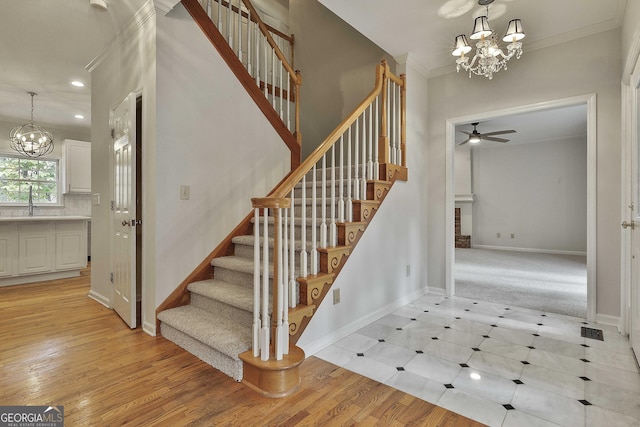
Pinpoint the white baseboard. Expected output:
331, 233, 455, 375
88, 290, 111, 308
472, 245, 587, 256
427, 286, 446, 296
300, 286, 429, 357
143, 320, 156, 336
596, 313, 622, 332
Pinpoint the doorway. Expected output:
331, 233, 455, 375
445, 94, 597, 322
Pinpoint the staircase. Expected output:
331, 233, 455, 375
157, 0, 407, 397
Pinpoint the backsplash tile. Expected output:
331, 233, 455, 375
0, 193, 91, 217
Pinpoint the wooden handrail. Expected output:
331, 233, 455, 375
267, 60, 404, 200
240, 0, 300, 86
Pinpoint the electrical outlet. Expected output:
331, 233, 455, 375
180, 185, 190, 200
333, 288, 341, 305
497, 232, 501, 238
406, 264, 411, 276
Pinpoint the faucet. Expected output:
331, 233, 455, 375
28, 185, 34, 216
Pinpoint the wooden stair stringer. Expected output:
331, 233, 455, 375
289, 172, 407, 345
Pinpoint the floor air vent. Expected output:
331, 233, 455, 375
581, 326, 604, 341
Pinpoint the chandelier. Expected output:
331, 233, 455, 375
452, 0, 525, 80
9, 92, 54, 158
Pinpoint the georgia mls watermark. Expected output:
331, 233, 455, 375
0, 406, 64, 427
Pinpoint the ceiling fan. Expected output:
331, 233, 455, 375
459, 122, 516, 145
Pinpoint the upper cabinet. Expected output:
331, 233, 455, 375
62, 139, 91, 194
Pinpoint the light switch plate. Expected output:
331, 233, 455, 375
180, 185, 190, 200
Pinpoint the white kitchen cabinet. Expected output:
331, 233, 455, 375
18, 222, 55, 275
55, 222, 87, 270
62, 139, 91, 194
0, 217, 89, 286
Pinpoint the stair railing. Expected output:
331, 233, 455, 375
194, 0, 301, 142
251, 60, 406, 361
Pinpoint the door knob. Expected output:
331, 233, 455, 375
622, 220, 635, 229
122, 220, 131, 226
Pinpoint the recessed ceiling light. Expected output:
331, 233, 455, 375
70, 81, 85, 88
74, 114, 85, 120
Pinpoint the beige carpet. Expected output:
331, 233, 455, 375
454, 248, 587, 318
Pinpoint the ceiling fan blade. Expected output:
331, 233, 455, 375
484, 136, 510, 143
458, 139, 469, 146
459, 131, 473, 136
482, 130, 516, 137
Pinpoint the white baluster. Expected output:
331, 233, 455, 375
206, 0, 211, 18
275, 207, 284, 361
374, 96, 379, 180
260, 208, 269, 361
254, 24, 260, 86
361, 113, 367, 199
289, 189, 297, 308
338, 135, 345, 223
320, 154, 327, 248
396, 84, 402, 165
330, 145, 337, 247
286, 69, 291, 131
217, 0, 222, 30
311, 165, 318, 274
263, 36, 268, 97
353, 118, 360, 201
271, 51, 276, 109
367, 104, 374, 181
391, 81, 396, 165
247, 11, 252, 76
300, 175, 308, 277
279, 62, 284, 121
226, 0, 232, 46
347, 127, 353, 222
252, 208, 260, 357
237, 0, 242, 60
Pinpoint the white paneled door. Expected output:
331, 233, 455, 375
629, 60, 640, 361
111, 93, 137, 329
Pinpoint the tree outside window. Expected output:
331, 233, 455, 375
0, 156, 58, 204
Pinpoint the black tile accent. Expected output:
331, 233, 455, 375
396, 367, 405, 371
503, 404, 515, 410
473, 302, 478, 304
411, 318, 416, 321
521, 361, 530, 365
579, 400, 592, 406
472, 347, 481, 351
491, 324, 498, 328
582, 322, 589, 325
378, 339, 385, 342
455, 317, 461, 320
581, 344, 590, 348
580, 376, 592, 381
464, 309, 470, 312
444, 384, 454, 389
527, 346, 535, 350
424, 310, 429, 313
513, 379, 524, 385
532, 333, 540, 337
396, 328, 403, 331
541, 314, 547, 317
581, 359, 591, 363
460, 363, 469, 368
435, 303, 440, 306
432, 337, 439, 340
416, 350, 424, 354
537, 323, 543, 326
482, 335, 490, 338
505, 308, 511, 310
444, 326, 451, 329
357, 353, 364, 357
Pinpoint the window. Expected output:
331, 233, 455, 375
0, 155, 59, 204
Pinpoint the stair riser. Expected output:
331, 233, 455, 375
234, 243, 321, 269
161, 323, 244, 381
214, 267, 269, 289
293, 185, 357, 198
190, 293, 253, 329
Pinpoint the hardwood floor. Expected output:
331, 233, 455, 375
0, 268, 483, 426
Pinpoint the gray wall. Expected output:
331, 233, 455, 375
428, 28, 622, 318
472, 137, 587, 253
289, 0, 395, 159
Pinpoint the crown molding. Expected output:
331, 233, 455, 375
86, 0, 156, 72
154, 0, 181, 16
393, 53, 429, 79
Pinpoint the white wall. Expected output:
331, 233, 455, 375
153, 4, 289, 318
289, 0, 395, 159
298, 57, 430, 355
471, 137, 587, 253
428, 28, 622, 317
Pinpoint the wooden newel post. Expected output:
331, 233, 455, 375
251, 197, 291, 360
378, 60, 390, 169
400, 73, 407, 168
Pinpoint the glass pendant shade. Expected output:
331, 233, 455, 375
503, 19, 525, 42
452, 35, 472, 56
470, 16, 492, 39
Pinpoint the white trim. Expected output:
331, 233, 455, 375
0, 270, 80, 287
445, 94, 597, 321
154, 0, 180, 16
620, 81, 632, 337
455, 194, 475, 203
472, 245, 587, 257
299, 286, 429, 357
143, 320, 157, 336
89, 289, 111, 308
427, 286, 446, 296
596, 313, 622, 332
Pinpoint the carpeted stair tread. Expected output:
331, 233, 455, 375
188, 279, 254, 312
158, 305, 251, 358
232, 235, 315, 251
212, 256, 261, 275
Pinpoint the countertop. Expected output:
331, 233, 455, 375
0, 215, 91, 222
